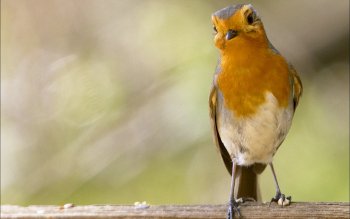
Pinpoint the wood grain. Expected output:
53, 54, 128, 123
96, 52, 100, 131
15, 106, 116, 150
1, 202, 349, 219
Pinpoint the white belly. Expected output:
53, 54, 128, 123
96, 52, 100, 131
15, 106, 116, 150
216, 92, 293, 166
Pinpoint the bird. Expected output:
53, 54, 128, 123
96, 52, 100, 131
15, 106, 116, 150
209, 4, 302, 219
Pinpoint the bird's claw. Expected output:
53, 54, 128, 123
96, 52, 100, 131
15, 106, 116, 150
227, 199, 241, 219
269, 191, 291, 207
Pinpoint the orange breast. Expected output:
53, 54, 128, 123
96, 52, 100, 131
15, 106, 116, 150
217, 41, 291, 117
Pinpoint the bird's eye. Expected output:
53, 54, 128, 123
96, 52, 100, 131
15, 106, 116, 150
247, 13, 254, 25
213, 26, 218, 33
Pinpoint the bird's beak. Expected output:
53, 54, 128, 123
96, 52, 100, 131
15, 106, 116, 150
226, 29, 238, 40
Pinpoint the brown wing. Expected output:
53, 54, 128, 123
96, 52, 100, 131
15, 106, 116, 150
289, 65, 303, 110
209, 83, 233, 175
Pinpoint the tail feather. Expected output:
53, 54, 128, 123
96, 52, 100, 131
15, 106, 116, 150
234, 165, 265, 201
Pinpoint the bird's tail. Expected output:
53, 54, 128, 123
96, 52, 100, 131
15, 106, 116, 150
234, 164, 266, 201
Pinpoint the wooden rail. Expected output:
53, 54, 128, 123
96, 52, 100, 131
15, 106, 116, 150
1, 202, 349, 218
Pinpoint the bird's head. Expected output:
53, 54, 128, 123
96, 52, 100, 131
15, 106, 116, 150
212, 4, 267, 51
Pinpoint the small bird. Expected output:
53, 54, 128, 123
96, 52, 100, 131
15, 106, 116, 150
209, 4, 302, 219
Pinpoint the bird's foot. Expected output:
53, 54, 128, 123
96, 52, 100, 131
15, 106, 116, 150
227, 199, 241, 219
269, 191, 291, 207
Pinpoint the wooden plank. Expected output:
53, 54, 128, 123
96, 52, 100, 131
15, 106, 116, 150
1, 202, 349, 219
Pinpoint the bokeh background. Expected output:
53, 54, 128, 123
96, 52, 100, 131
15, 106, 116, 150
1, 0, 349, 205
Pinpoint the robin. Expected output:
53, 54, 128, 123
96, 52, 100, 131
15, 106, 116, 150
209, 4, 302, 219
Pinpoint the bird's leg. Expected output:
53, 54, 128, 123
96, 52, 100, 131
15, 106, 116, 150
269, 163, 291, 207
227, 161, 241, 219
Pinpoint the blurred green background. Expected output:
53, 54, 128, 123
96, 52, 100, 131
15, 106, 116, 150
1, 0, 349, 205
